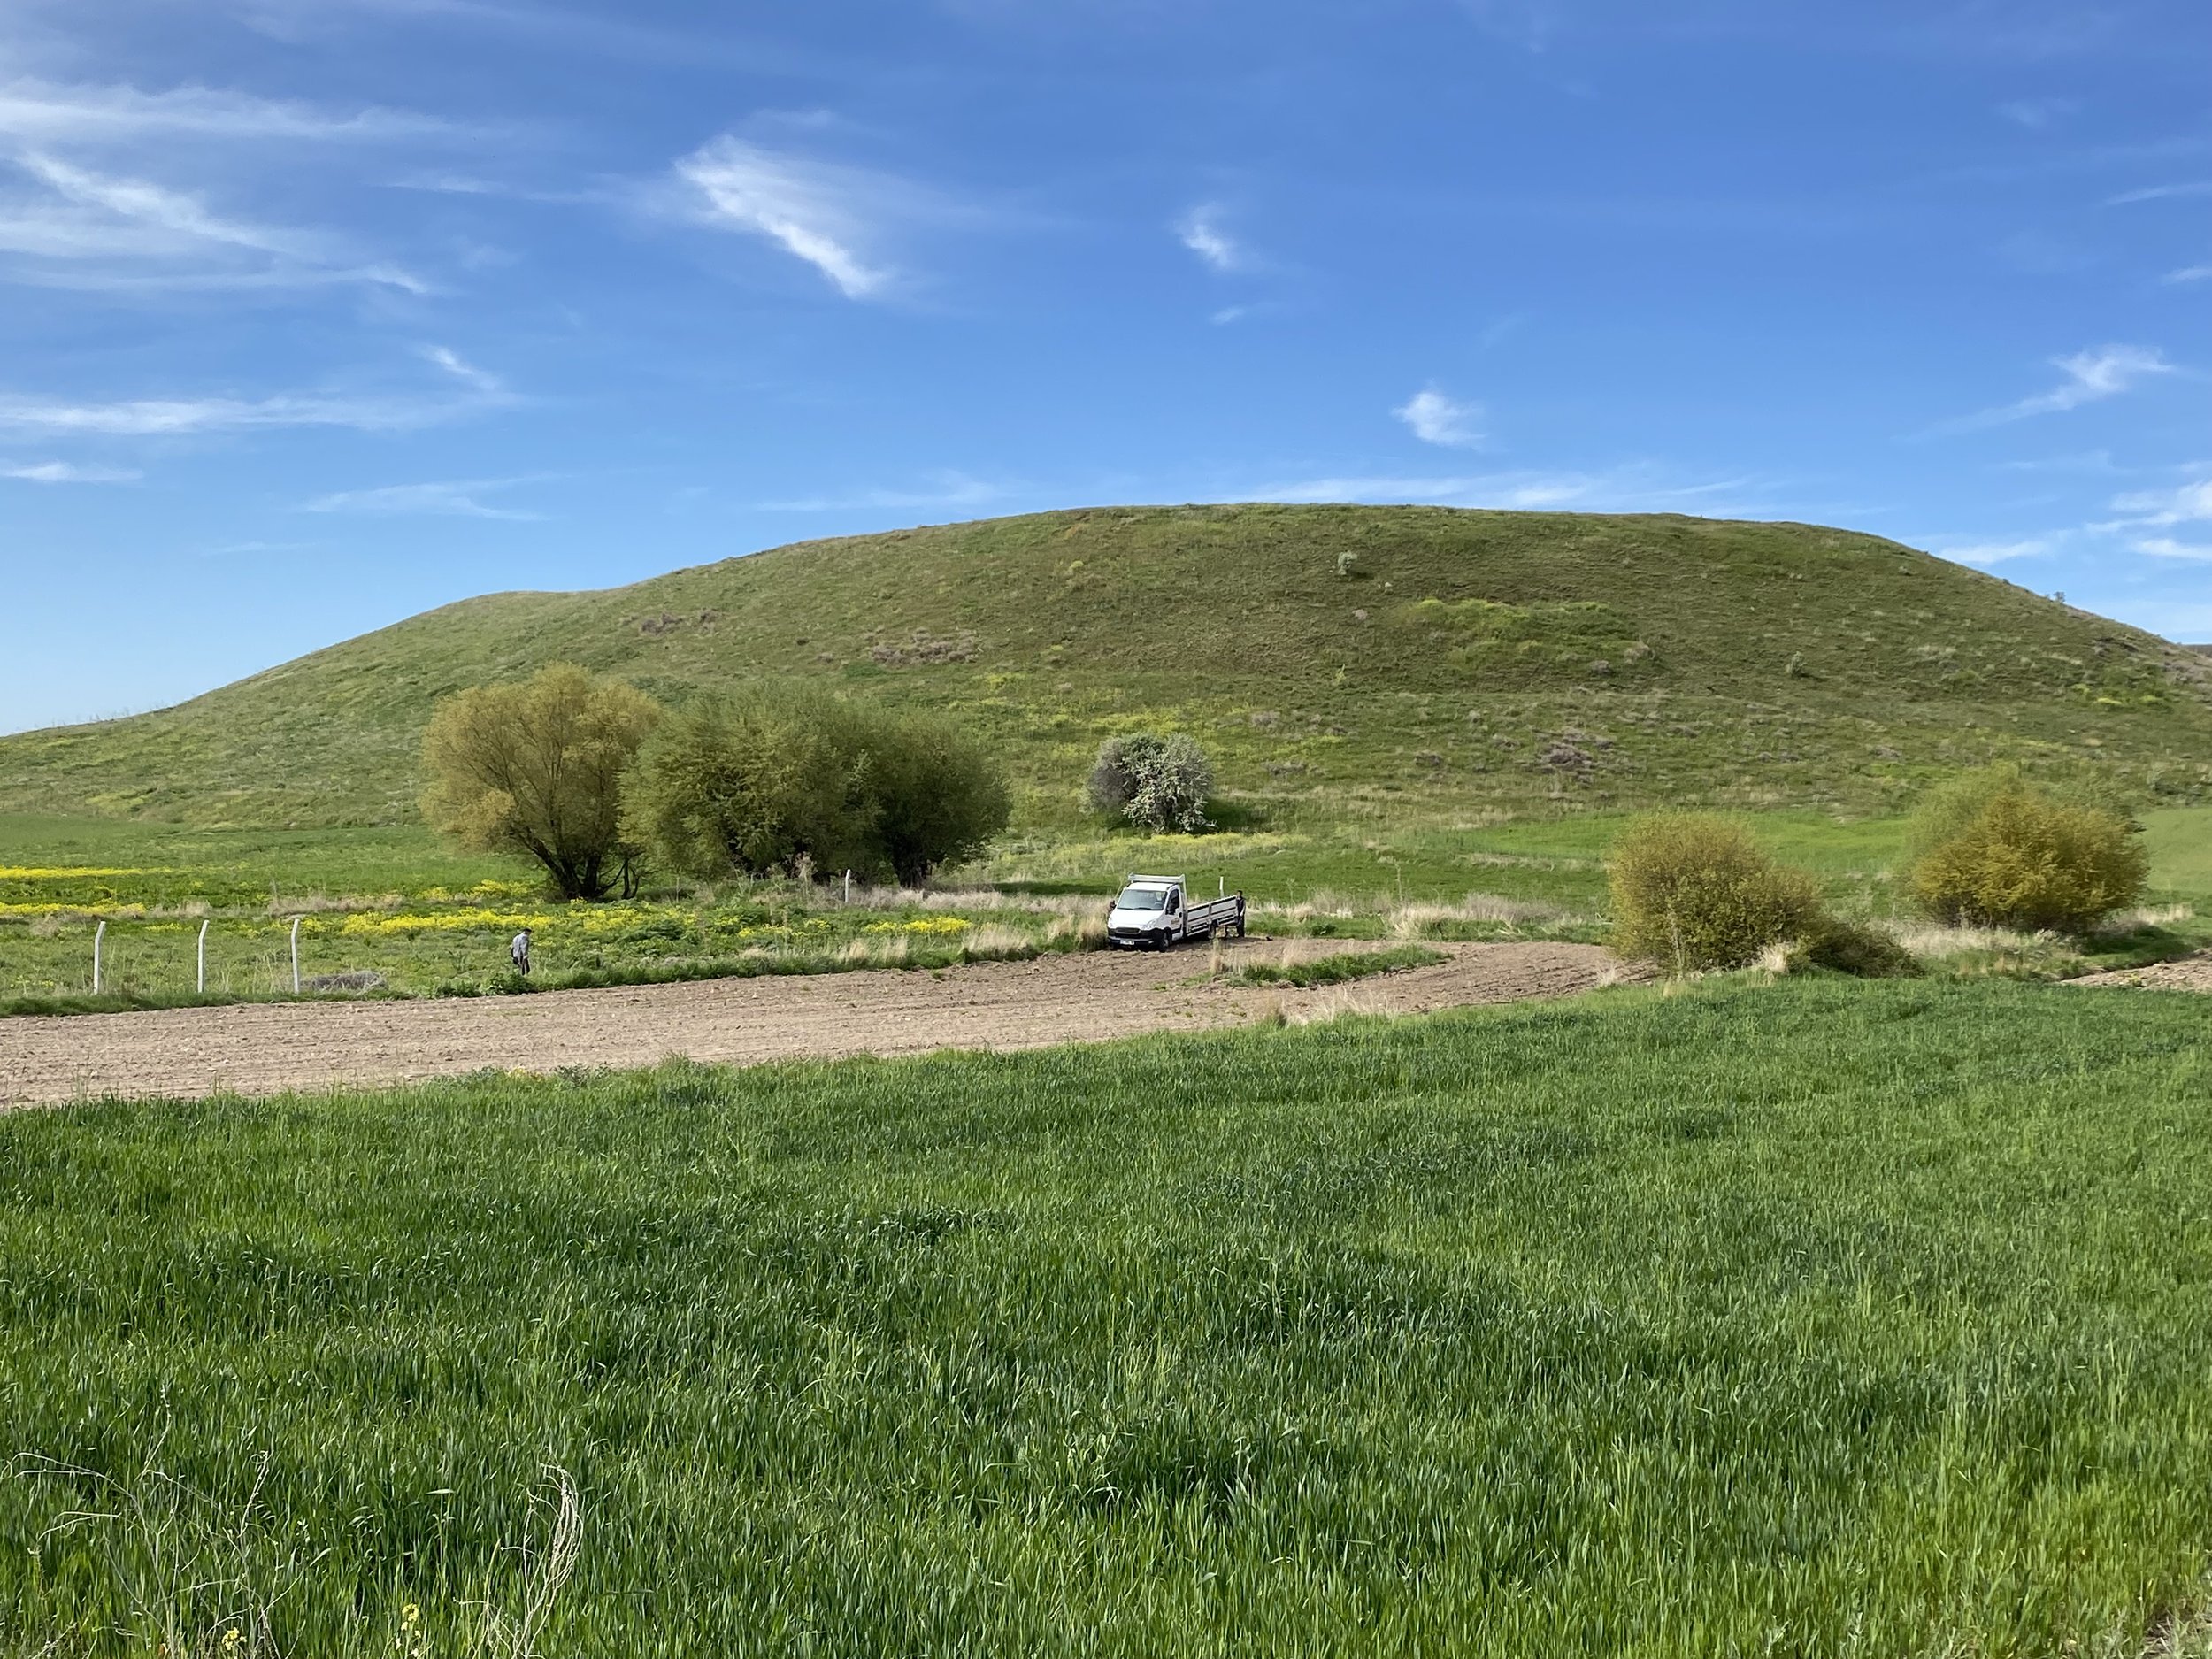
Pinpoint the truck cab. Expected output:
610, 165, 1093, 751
1107, 874, 1246, 950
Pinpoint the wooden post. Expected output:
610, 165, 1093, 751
290, 918, 302, 995
197, 919, 210, 995
93, 918, 105, 995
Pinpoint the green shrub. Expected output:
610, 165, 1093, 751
1786, 918, 1922, 979
1609, 814, 1825, 972
1908, 773, 2147, 934
1087, 733, 1214, 833
623, 687, 1010, 885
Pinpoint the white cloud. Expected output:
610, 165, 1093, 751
1998, 97, 2076, 128
674, 136, 889, 299
305, 477, 544, 519
0, 78, 453, 145
1394, 387, 1486, 449
0, 387, 500, 434
1245, 468, 1731, 511
1177, 205, 1241, 273
0, 460, 139, 482
2164, 264, 2212, 286
2107, 180, 2212, 206
0, 151, 427, 294
419, 344, 503, 394
1940, 344, 2176, 431
2131, 536, 2212, 561
1933, 537, 2052, 565
759, 472, 1005, 512
2111, 477, 2212, 527
2078, 473, 2212, 560
16, 152, 311, 257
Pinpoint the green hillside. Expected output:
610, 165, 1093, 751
4, 504, 2208, 828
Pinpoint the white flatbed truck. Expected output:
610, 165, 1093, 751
1106, 874, 1247, 950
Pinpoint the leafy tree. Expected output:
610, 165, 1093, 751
1908, 768, 2147, 934
622, 692, 877, 882
864, 711, 1012, 886
1609, 813, 1826, 972
623, 687, 1010, 885
1087, 733, 1213, 833
421, 664, 663, 900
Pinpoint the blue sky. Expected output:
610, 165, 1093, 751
1, 0, 2208, 733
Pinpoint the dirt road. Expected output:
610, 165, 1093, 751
2068, 952, 2212, 993
0, 939, 1626, 1108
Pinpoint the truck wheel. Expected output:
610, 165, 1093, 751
1158, 931, 1175, 952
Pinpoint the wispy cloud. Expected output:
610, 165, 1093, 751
2110, 477, 2212, 527
1457, 0, 1559, 52
0, 151, 426, 294
674, 136, 890, 299
1177, 204, 1242, 273
1933, 537, 2052, 565
1937, 344, 2176, 432
2131, 536, 2212, 561
419, 344, 503, 394
2164, 263, 2212, 286
2107, 180, 2212, 206
1997, 97, 2076, 128
1394, 387, 1485, 449
0, 78, 454, 145
758, 472, 1006, 512
1243, 467, 1747, 513
2092, 473, 2212, 559
305, 477, 545, 519
0, 459, 139, 482
0, 382, 508, 435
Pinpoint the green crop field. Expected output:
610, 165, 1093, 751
4, 979, 2209, 1655
4, 506, 2208, 830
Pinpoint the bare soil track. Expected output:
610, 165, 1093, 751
2069, 951, 2212, 994
0, 940, 1628, 1108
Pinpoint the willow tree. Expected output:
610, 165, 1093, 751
422, 664, 664, 900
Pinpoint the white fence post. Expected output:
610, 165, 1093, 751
843, 869, 852, 904
290, 917, 302, 995
93, 918, 105, 995
197, 919, 210, 995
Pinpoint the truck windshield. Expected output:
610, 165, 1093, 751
1114, 887, 1170, 911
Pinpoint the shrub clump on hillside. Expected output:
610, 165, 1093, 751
422, 664, 664, 901
1906, 766, 2147, 935
623, 687, 1009, 887
1786, 918, 1922, 979
1609, 814, 1826, 973
1088, 733, 1214, 833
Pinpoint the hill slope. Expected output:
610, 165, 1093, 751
4, 504, 2208, 827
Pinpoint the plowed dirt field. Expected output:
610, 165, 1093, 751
0, 939, 1630, 1107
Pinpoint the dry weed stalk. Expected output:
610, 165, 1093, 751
16, 1440, 325, 1658
476, 1466, 581, 1659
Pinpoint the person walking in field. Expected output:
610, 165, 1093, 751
510, 928, 532, 977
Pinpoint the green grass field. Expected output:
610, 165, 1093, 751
5, 805, 2206, 1010
4, 979, 2209, 1655
5, 505, 2208, 829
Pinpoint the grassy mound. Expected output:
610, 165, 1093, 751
3, 505, 2207, 828
4, 980, 2209, 1653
